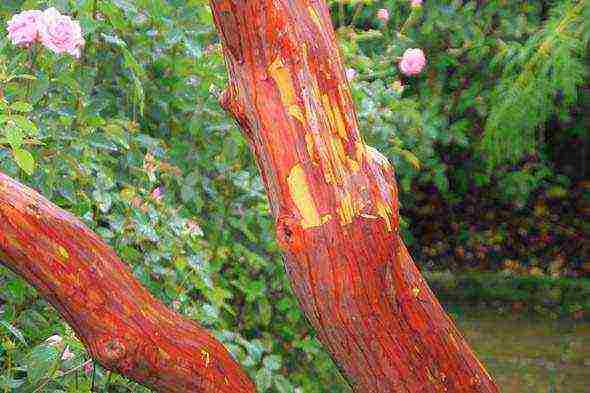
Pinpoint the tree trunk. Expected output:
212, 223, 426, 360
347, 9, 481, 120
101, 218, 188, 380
0, 171, 256, 392
209, 0, 499, 392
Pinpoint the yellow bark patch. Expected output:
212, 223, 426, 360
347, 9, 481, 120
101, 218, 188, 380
376, 201, 394, 232
314, 138, 335, 184
321, 94, 336, 132
332, 105, 348, 141
347, 158, 360, 173
268, 56, 296, 106
336, 193, 364, 226
337, 193, 354, 225
337, 83, 353, 114
323, 166, 334, 184
304, 133, 317, 163
330, 135, 347, 161
321, 95, 349, 141
288, 105, 305, 123
426, 368, 437, 383
308, 6, 323, 31
287, 164, 322, 228
330, 136, 349, 185
57, 245, 69, 262
201, 348, 211, 368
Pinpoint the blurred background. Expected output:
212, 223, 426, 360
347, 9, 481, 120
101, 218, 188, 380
0, 0, 588, 392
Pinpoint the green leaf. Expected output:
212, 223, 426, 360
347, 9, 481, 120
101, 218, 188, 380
258, 297, 272, 326
13, 148, 35, 175
263, 354, 282, 371
255, 368, 273, 391
0, 320, 26, 345
10, 101, 33, 113
4, 126, 22, 150
25, 344, 62, 384
273, 375, 294, 393
12, 115, 38, 135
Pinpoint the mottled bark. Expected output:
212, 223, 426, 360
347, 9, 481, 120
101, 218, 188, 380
0, 172, 255, 392
210, 0, 499, 392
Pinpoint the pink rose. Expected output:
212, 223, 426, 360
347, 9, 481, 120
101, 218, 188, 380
38, 8, 84, 58
345, 68, 357, 81
399, 48, 426, 76
376, 8, 390, 23
6, 10, 42, 47
411, 0, 423, 8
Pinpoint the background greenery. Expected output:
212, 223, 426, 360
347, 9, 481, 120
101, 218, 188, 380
0, 0, 587, 391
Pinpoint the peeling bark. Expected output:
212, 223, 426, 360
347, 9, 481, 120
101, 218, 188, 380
209, 0, 499, 392
0, 172, 255, 393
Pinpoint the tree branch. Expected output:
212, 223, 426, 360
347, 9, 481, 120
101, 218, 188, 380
0, 172, 255, 393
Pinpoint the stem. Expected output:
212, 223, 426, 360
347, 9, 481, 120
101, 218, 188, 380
26, 44, 37, 99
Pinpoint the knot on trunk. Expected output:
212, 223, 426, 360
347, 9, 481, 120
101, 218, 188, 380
276, 213, 305, 254
95, 335, 136, 373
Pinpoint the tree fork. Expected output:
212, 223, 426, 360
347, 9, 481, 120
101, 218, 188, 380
210, 0, 499, 392
0, 171, 256, 392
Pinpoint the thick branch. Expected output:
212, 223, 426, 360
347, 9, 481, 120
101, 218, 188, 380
0, 172, 255, 393
210, 0, 499, 392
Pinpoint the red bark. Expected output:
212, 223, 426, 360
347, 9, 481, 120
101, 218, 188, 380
0, 172, 255, 392
210, 0, 499, 392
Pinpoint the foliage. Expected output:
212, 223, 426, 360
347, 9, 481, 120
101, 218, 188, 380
335, 0, 588, 208
0, 0, 587, 392
482, 0, 590, 167
425, 271, 590, 320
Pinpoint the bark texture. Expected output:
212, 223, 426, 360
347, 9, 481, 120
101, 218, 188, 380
0, 172, 255, 392
210, 0, 500, 392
